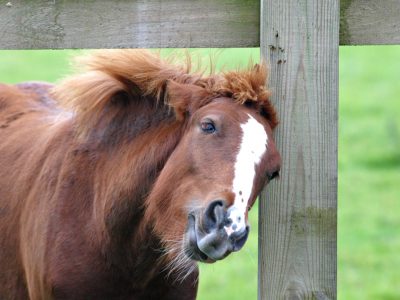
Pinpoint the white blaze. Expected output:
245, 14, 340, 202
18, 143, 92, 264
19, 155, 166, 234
225, 114, 268, 235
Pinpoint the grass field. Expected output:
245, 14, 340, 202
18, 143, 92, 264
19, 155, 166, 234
0, 47, 399, 299
338, 46, 400, 300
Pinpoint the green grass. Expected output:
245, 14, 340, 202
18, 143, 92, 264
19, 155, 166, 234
338, 46, 400, 300
0, 50, 79, 83
0, 47, 399, 299
0, 49, 260, 84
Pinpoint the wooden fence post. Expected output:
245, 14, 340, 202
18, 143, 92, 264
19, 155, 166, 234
259, 0, 339, 299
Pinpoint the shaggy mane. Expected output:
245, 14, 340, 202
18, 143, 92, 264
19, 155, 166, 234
52, 50, 278, 135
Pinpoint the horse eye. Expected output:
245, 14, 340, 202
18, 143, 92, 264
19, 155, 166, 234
200, 121, 216, 134
267, 170, 280, 181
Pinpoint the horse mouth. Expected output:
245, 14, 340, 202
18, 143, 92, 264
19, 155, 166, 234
184, 211, 249, 263
184, 214, 215, 263
184, 238, 213, 263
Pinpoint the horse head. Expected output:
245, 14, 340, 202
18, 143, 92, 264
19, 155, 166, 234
142, 60, 281, 270
54, 49, 281, 278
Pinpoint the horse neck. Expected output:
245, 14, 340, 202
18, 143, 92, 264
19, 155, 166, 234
88, 104, 186, 271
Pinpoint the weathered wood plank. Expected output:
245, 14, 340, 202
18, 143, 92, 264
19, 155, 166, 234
259, 0, 338, 299
0, 0, 259, 49
1, 0, 400, 48
340, 0, 400, 45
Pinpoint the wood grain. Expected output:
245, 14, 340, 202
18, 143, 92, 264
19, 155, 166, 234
340, 0, 400, 45
259, 0, 338, 299
0, 0, 259, 49
1, 0, 399, 49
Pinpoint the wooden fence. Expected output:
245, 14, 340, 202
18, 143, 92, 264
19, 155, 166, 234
1, 0, 399, 299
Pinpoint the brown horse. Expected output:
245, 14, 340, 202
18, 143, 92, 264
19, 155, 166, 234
0, 50, 281, 300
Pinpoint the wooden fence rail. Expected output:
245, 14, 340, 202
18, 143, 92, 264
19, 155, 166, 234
0, 0, 399, 49
0, 0, 260, 49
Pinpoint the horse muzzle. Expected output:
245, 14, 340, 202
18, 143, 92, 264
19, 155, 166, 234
184, 200, 249, 262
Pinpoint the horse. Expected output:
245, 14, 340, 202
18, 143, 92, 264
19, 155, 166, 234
0, 50, 281, 300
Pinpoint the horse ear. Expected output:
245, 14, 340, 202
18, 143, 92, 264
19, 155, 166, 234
167, 81, 208, 121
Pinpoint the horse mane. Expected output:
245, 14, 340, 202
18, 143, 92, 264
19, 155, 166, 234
52, 50, 277, 137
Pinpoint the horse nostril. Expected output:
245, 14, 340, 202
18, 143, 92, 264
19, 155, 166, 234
202, 200, 226, 232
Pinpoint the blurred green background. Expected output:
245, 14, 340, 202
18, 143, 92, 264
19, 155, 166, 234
0, 47, 399, 299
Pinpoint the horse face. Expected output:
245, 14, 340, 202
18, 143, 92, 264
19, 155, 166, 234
169, 98, 281, 263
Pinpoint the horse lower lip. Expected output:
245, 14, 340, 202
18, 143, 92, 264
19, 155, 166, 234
185, 215, 209, 262
192, 248, 209, 262
185, 238, 209, 262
